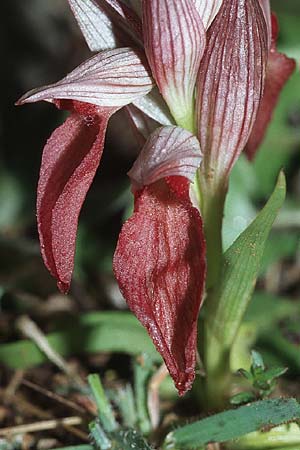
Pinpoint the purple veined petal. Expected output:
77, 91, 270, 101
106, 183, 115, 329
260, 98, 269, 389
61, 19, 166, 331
245, 13, 296, 159
259, 0, 271, 47
37, 106, 114, 293
113, 176, 206, 395
196, 0, 268, 183
143, 0, 206, 130
126, 104, 160, 145
133, 87, 174, 127
16, 48, 153, 109
113, 175, 206, 396
68, 0, 142, 51
128, 126, 202, 190
102, 0, 142, 41
193, 0, 223, 29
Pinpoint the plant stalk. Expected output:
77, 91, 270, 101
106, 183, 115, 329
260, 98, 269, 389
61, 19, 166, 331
197, 171, 230, 410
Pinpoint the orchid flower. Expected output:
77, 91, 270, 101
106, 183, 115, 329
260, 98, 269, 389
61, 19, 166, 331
246, 12, 296, 159
17, 0, 294, 395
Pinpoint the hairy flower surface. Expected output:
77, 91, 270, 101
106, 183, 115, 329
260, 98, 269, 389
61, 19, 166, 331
114, 127, 205, 394
17, 0, 294, 394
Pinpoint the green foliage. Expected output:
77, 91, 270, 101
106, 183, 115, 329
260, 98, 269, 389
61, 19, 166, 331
164, 399, 300, 449
231, 351, 288, 405
0, 312, 160, 369
229, 423, 300, 450
108, 385, 137, 429
88, 375, 118, 432
207, 172, 286, 350
133, 355, 154, 434
88, 371, 153, 450
91, 427, 153, 450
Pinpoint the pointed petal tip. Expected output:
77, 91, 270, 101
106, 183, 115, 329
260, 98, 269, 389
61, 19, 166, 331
57, 279, 70, 295
16, 48, 153, 110
15, 87, 55, 106
15, 92, 32, 106
37, 107, 111, 298
176, 372, 195, 396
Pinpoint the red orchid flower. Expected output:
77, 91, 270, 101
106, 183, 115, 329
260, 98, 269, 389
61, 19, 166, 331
17, 0, 293, 395
114, 126, 206, 394
246, 11, 296, 159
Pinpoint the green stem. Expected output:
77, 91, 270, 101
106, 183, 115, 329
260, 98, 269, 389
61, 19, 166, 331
228, 423, 300, 449
196, 171, 229, 410
88, 374, 118, 432
198, 172, 227, 289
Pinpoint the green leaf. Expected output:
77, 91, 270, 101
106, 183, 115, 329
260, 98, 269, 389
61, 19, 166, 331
229, 423, 300, 450
0, 312, 160, 369
88, 374, 118, 432
134, 354, 154, 434
109, 385, 137, 428
257, 367, 288, 384
251, 350, 265, 371
110, 429, 153, 450
164, 398, 300, 449
89, 420, 112, 449
90, 424, 153, 450
207, 172, 286, 350
230, 391, 256, 406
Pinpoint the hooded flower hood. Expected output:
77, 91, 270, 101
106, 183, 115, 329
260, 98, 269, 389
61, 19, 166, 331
17, 0, 294, 394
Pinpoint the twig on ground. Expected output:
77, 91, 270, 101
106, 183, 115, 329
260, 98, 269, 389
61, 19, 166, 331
16, 315, 83, 385
147, 363, 168, 429
3, 370, 24, 401
0, 417, 83, 436
21, 379, 87, 415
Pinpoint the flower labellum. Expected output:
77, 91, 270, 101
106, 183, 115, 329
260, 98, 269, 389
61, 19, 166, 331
114, 127, 206, 395
17, 48, 153, 292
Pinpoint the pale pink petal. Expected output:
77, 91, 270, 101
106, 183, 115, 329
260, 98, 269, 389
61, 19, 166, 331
196, 0, 268, 182
68, 0, 118, 51
68, 0, 142, 51
132, 88, 174, 126
143, 0, 206, 129
128, 126, 202, 190
16, 48, 153, 109
126, 104, 159, 144
193, 0, 223, 29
